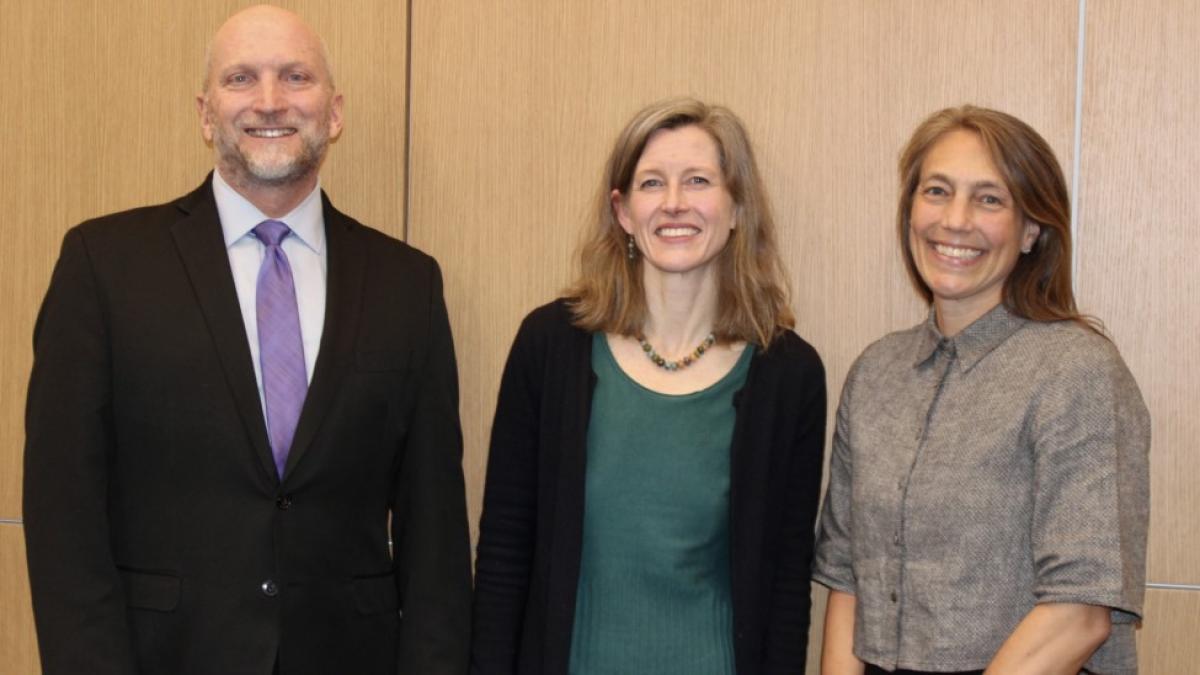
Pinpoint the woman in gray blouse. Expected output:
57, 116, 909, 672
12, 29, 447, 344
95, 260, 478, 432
814, 106, 1150, 675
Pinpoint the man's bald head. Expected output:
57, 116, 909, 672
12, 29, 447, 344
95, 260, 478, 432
202, 5, 335, 94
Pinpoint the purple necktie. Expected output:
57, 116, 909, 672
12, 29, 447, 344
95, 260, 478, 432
253, 220, 307, 477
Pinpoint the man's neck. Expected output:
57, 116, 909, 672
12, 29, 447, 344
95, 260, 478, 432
217, 167, 320, 219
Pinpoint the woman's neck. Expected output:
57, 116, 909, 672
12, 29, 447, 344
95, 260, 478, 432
934, 295, 1001, 337
640, 266, 720, 356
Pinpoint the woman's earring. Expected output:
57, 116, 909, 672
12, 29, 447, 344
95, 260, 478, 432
627, 235, 637, 260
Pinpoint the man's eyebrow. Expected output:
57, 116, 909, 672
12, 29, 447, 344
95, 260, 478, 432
217, 61, 317, 76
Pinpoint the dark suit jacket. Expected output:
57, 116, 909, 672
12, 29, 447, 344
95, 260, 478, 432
23, 176, 472, 675
470, 300, 827, 675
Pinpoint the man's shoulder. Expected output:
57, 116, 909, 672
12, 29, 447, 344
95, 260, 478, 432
75, 193, 192, 236
347, 220, 428, 260
70, 181, 211, 244
333, 214, 446, 289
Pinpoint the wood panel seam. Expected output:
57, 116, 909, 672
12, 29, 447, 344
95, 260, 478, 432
402, 0, 414, 242
1146, 582, 1200, 592
1070, 0, 1086, 285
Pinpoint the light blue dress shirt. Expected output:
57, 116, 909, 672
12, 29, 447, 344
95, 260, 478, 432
212, 169, 327, 414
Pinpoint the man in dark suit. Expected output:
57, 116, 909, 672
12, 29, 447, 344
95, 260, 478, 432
22, 6, 471, 674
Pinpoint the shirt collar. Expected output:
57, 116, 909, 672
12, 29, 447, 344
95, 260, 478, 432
912, 303, 1028, 372
212, 169, 325, 254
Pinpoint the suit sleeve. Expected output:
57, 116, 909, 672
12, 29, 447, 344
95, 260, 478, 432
764, 345, 828, 673
391, 260, 473, 675
23, 227, 138, 675
470, 312, 544, 674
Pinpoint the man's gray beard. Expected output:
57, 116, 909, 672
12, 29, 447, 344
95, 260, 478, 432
215, 131, 328, 189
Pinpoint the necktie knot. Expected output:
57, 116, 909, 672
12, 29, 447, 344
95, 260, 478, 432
253, 219, 291, 248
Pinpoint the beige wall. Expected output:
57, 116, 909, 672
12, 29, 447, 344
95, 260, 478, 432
1078, 0, 1200, 660
1, 1, 1196, 672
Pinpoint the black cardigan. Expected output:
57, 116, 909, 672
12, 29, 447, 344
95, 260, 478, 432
471, 300, 827, 674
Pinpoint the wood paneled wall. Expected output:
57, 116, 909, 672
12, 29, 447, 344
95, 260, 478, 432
408, 0, 1079, 533
0, 1, 407, 672
1077, 0, 1200, 661
1, 1, 1196, 673
1078, 0, 1200, 585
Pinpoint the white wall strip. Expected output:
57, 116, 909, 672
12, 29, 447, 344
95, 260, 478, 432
1147, 582, 1200, 592
1070, 0, 1087, 284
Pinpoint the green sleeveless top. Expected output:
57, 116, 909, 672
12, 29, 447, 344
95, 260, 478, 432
568, 333, 753, 675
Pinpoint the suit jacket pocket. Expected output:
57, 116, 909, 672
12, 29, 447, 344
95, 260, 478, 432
355, 349, 411, 372
352, 572, 400, 615
118, 568, 181, 612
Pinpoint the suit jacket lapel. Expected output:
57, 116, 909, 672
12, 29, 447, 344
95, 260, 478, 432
282, 193, 365, 480
170, 175, 278, 484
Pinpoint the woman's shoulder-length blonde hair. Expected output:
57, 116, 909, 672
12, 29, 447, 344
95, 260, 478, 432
896, 104, 1102, 333
565, 97, 794, 348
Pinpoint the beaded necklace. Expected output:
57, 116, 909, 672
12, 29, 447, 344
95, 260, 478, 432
637, 333, 716, 371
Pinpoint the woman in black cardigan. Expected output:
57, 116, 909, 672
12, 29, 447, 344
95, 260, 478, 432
471, 98, 827, 675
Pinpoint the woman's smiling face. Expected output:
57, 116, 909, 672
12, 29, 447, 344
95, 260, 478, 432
613, 124, 735, 282
908, 129, 1040, 326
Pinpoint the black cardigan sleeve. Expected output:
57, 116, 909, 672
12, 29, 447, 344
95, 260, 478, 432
470, 307, 550, 674
762, 337, 827, 673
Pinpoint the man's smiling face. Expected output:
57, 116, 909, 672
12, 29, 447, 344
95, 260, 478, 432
197, 5, 343, 191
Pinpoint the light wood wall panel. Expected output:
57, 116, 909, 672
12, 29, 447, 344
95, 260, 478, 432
0, 0, 408, 518
409, 0, 1078, 530
1077, 0, 1200, 589
1137, 588, 1200, 674
0, 525, 39, 674
408, 1, 1078, 672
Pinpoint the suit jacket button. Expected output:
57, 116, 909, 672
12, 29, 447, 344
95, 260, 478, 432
261, 580, 279, 597
276, 495, 292, 510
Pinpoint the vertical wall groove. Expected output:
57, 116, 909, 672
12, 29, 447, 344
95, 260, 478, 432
1070, 0, 1087, 283
402, 0, 415, 242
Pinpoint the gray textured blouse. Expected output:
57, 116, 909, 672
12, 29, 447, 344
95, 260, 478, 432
813, 304, 1150, 674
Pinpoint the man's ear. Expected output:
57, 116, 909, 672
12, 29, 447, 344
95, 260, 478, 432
196, 93, 214, 143
327, 92, 344, 140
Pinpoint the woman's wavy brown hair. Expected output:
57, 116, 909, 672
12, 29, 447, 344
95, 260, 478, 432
897, 105, 1101, 332
565, 98, 794, 348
